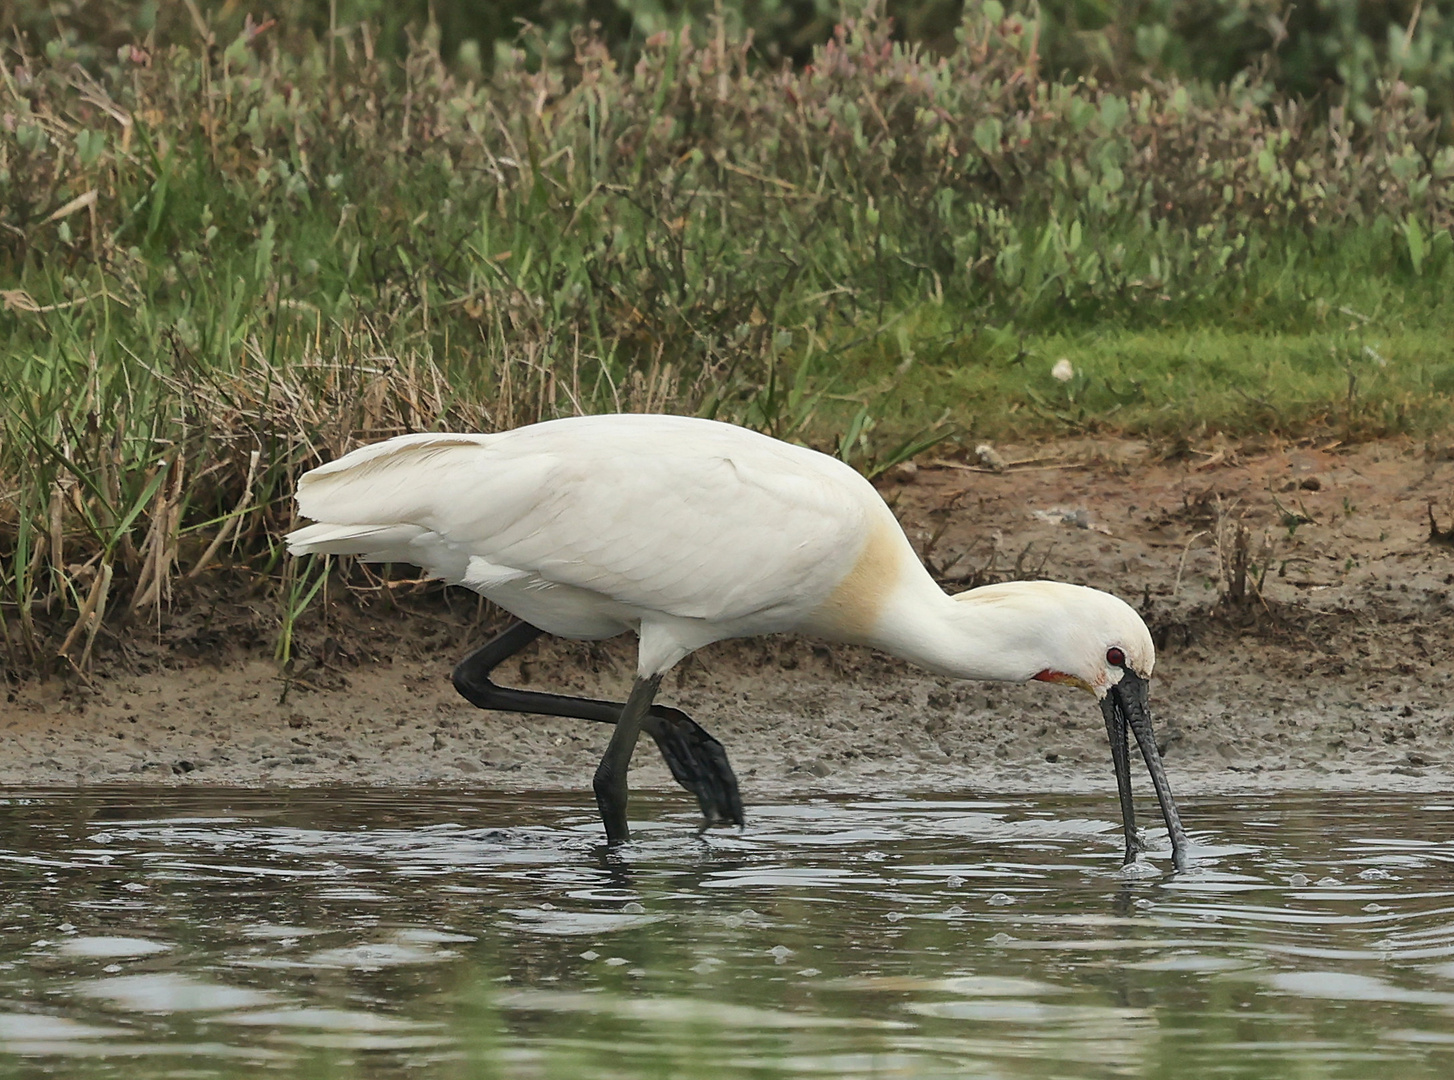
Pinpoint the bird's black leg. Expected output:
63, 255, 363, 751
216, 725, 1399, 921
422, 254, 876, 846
451, 621, 744, 826
593, 674, 662, 843
1103, 698, 1140, 865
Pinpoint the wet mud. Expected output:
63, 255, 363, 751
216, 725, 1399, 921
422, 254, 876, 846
4, 437, 1453, 800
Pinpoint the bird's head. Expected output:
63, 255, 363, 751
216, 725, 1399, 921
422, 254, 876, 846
948, 580, 1154, 696
947, 579, 1186, 870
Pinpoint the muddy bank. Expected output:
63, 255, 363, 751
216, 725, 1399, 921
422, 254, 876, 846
4, 438, 1454, 802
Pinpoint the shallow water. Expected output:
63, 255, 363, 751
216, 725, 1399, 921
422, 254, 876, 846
0, 787, 1452, 1079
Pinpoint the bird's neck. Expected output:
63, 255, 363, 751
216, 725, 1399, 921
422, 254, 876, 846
807, 515, 1059, 683
864, 575, 1057, 684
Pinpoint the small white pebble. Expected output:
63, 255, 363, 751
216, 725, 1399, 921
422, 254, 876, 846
603, 957, 629, 967
102, 964, 122, 974
975, 444, 1008, 472
988, 893, 1014, 906
621, 901, 645, 914
797, 968, 821, 977
579, 950, 600, 961
58, 923, 76, 934
1316, 877, 1341, 887
539, 902, 555, 910
989, 932, 1015, 945
1357, 868, 1393, 881
627, 968, 645, 978
1051, 358, 1076, 382
739, 909, 760, 920
945, 875, 966, 889
945, 905, 966, 917
1200, 912, 1219, 922
1362, 903, 1387, 913
121, 883, 148, 892
1288, 873, 1310, 888
1134, 898, 1155, 909
885, 911, 904, 922
769, 945, 793, 964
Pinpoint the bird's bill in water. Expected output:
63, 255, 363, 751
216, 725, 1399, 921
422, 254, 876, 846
1100, 672, 1190, 872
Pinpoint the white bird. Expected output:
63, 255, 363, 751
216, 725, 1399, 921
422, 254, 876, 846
286, 414, 1189, 869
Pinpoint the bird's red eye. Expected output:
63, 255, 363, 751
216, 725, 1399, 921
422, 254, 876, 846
1106, 647, 1125, 667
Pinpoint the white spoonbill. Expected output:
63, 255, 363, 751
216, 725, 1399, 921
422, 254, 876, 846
286, 413, 1190, 870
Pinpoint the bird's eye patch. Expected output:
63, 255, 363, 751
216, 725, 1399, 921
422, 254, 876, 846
1106, 647, 1126, 667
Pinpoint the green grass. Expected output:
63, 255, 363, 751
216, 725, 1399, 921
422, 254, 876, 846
1, 5, 1452, 674
840, 308, 1454, 444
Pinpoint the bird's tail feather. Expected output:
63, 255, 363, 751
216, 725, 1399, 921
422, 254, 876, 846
285, 522, 428, 562
293, 432, 497, 530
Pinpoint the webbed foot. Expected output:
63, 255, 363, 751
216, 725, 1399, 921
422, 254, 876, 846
644, 706, 745, 827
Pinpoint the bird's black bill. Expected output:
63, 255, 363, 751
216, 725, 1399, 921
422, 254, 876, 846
1100, 672, 1190, 872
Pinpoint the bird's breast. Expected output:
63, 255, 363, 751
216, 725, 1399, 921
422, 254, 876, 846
800, 512, 910, 645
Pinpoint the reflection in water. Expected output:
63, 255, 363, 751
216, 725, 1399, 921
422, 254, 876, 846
0, 788, 1450, 1077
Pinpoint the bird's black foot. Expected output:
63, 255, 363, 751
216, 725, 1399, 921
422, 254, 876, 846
1121, 836, 1144, 866
644, 706, 745, 827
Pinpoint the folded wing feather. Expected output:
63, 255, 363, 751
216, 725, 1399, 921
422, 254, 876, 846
287, 424, 869, 625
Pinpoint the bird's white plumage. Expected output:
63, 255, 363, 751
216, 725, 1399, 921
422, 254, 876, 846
287, 414, 1154, 687
287, 413, 1185, 867
290, 416, 896, 672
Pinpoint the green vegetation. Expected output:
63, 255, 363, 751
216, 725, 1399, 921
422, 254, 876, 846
1, 1, 1452, 673
18, 1, 1454, 125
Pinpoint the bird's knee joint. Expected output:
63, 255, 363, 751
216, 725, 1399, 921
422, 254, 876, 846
592, 763, 618, 796
451, 665, 492, 707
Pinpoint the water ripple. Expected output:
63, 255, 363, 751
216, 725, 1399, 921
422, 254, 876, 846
0, 788, 1450, 1078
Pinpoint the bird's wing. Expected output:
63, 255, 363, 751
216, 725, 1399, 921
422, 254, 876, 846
293, 424, 872, 624
467, 446, 869, 623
